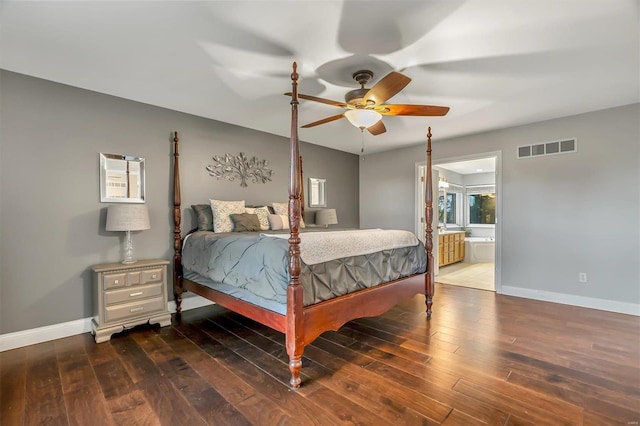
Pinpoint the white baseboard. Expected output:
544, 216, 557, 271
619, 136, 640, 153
501, 286, 640, 316
0, 295, 215, 353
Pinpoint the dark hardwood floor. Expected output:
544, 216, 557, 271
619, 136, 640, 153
2, 283, 639, 425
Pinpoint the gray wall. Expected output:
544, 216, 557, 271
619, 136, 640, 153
361, 103, 639, 308
434, 168, 463, 186
0, 70, 359, 334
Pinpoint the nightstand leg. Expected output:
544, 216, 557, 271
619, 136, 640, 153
149, 312, 172, 328
92, 319, 125, 343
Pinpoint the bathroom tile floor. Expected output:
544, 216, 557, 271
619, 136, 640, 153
436, 261, 495, 291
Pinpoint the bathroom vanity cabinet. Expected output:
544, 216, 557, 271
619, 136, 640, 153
438, 231, 465, 266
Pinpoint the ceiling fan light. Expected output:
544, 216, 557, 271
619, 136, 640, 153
344, 109, 382, 129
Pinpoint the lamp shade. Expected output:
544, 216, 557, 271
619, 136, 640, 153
315, 208, 338, 227
344, 109, 382, 129
106, 204, 150, 231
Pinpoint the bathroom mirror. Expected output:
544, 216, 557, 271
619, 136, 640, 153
308, 177, 326, 207
100, 153, 146, 203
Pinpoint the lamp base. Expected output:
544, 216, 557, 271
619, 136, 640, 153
122, 230, 137, 264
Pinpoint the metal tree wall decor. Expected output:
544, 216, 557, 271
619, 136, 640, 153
206, 153, 274, 187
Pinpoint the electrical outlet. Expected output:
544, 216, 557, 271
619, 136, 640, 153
579, 272, 587, 283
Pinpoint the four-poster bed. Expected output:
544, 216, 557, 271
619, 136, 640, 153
172, 62, 435, 388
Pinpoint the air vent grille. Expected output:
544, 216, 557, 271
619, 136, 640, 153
517, 138, 577, 159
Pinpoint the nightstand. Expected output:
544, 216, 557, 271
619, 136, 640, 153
91, 259, 171, 343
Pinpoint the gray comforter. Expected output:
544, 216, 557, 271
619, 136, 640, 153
182, 230, 427, 308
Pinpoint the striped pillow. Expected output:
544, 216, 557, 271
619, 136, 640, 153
267, 214, 289, 230
270, 202, 305, 228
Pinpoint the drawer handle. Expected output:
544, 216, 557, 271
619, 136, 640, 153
130, 306, 144, 313
114, 279, 119, 284
151, 274, 157, 279
129, 291, 143, 297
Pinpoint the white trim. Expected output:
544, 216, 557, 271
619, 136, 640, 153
501, 286, 640, 316
414, 162, 424, 242
0, 295, 215, 352
0, 317, 92, 352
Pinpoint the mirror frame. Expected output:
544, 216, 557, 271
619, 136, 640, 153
99, 153, 146, 203
308, 177, 326, 208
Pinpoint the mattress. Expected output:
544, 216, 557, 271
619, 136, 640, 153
181, 229, 427, 314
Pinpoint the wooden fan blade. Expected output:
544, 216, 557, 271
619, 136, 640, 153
284, 92, 348, 108
367, 120, 386, 136
363, 72, 411, 106
301, 114, 345, 128
378, 104, 450, 116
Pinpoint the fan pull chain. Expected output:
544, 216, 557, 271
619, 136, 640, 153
360, 129, 366, 161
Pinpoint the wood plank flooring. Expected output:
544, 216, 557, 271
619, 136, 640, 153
2, 283, 639, 425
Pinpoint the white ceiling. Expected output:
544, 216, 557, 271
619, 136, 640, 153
1, 1, 638, 155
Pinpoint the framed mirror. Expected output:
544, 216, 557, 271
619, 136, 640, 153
100, 153, 146, 203
308, 177, 326, 207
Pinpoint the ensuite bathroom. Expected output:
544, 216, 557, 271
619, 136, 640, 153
434, 157, 497, 291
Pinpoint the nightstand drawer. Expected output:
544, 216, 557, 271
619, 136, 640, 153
104, 283, 163, 305
104, 271, 141, 290
104, 273, 127, 289
105, 296, 164, 323
141, 268, 163, 285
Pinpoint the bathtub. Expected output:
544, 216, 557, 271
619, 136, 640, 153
464, 237, 495, 262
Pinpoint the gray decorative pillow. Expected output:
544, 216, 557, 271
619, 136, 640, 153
191, 204, 213, 231
209, 199, 246, 233
230, 213, 261, 232
245, 206, 270, 230
267, 214, 289, 230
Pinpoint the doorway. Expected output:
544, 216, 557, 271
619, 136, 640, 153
416, 152, 502, 292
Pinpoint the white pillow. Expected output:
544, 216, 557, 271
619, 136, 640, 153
245, 206, 270, 231
270, 202, 305, 228
267, 214, 289, 230
209, 199, 245, 233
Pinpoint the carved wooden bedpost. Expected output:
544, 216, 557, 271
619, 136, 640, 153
425, 127, 435, 318
173, 131, 184, 314
286, 62, 304, 388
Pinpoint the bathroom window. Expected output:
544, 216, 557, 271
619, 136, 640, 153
439, 191, 462, 225
439, 193, 454, 224
467, 185, 496, 225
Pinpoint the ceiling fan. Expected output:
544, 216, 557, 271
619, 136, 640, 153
286, 70, 450, 135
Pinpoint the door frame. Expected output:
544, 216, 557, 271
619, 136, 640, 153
415, 150, 502, 293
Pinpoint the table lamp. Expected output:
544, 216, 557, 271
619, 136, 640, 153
106, 204, 150, 264
315, 208, 338, 228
